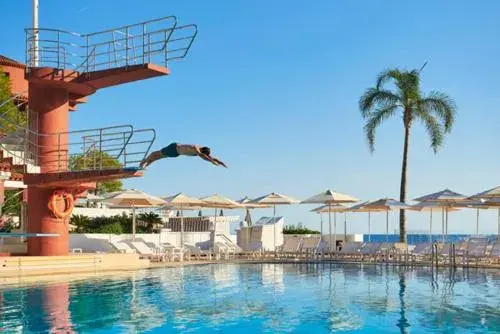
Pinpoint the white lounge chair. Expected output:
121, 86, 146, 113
463, 238, 488, 265
184, 243, 212, 260
488, 239, 500, 264
411, 242, 434, 263
214, 242, 235, 260
360, 243, 382, 262
278, 237, 302, 259
110, 240, 136, 254
129, 241, 165, 262
244, 242, 263, 259
300, 236, 322, 259
339, 242, 364, 260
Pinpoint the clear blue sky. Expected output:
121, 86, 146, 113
1, 1, 499, 234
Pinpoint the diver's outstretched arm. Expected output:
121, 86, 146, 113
212, 157, 228, 168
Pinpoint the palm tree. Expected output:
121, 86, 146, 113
70, 214, 92, 233
359, 67, 457, 242
137, 212, 163, 233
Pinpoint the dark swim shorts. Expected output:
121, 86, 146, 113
160, 143, 179, 158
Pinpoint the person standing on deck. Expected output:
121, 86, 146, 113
140, 143, 227, 168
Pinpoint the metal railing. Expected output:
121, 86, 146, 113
25, 16, 197, 72
1, 94, 156, 173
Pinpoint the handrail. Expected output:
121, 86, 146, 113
25, 16, 197, 71
82, 16, 177, 38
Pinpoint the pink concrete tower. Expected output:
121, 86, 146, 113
18, 17, 197, 256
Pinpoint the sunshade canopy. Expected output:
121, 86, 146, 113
349, 201, 386, 212
103, 189, 165, 208
250, 192, 299, 205
468, 186, 500, 200
301, 189, 358, 204
350, 198, 409, 211
237, 196, 270, 208
413, 189, 466, 203
200, 194, 243, 209
408, 202, 461, 212
311, 203, 348, 213
162, 193, 206, 208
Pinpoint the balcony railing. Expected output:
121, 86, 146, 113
25, 16, 197, 72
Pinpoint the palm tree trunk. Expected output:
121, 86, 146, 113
399, 124, 410, 243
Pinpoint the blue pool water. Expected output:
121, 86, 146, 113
0, 264, 499, 333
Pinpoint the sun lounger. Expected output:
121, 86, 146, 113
338, 242, 364, 260
129, 241, 165, 262
214, 242, 235, 260
300, 236, 321, 259
110, 240, 136, 254
377, 242, 396, 262
184, 243, 213, 260
360, 243, 382, 262
488, 239, 500, 264
411, 242, 434, 263
436, 243, 458, 264
244, 242, 264, 259
463, 238, 488, 265
277, 237, 302, 259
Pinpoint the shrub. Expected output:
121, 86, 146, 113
283, 223, 320, 235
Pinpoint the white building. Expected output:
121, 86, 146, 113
237, 216, 284, 251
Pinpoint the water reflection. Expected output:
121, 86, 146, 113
396, 270, 410, 334
0, 264, 499, 332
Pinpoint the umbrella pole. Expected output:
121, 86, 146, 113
429, 209, 433, 243
213, 207, 217, 250
132, 205, 136, 241
368, 211, 371, 243
333, 211, 337, 252
328, 204, 332, 253
386, 210, 389, 242
497, 208, 500, 238
476, 208, 479, 236
445, 209, 449, 241
273, 205, 277, 251
441, 208, 445, 243
180, 206, 184, 263
320, 213, 323, 244
344, 212, 347, 242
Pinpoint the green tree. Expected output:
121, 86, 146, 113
137, 212, 163, 233
2, 189, 21, 216
359, 67, 456, 242
96, 222, 123, 234
70, 214, 92, 233
0, 70, 26, 134
68, 150, 123, 194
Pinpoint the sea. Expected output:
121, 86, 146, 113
365, 234, 498, 244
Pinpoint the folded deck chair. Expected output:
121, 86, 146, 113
110, 240, 136, 254
129, 241, 165, 262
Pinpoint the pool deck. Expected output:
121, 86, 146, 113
0, 254, 498, 285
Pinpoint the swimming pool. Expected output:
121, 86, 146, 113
0, 264, 499, 333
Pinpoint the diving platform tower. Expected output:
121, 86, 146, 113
15, 16, 197, 255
